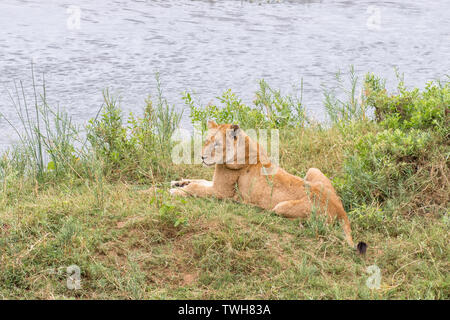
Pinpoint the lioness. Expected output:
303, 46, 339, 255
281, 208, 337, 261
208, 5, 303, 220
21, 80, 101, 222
170, 121, 366, 254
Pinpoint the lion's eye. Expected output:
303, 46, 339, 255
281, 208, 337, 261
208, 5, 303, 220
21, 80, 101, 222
214, 142, 219, 148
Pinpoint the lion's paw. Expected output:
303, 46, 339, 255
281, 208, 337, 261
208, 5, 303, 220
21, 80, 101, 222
170, 180, 191, 188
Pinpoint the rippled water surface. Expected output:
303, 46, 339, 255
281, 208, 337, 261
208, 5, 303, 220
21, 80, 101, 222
0, 0, 449, 147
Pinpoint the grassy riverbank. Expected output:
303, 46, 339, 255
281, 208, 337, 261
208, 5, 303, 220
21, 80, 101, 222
0, 70, 448, 299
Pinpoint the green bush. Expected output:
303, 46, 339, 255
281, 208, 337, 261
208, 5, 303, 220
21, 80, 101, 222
185, 89, 267, 131
184, 79, 306, 131
254, 79, 306, 128
86, 90, 134, 170
340, 128, 433, 205
338, 74, 449, 215
365, 74, 449, 136
86, 75, 182, 182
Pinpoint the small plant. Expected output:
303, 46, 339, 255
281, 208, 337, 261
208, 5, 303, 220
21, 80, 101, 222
148, 187, 189, 228
323, 66, 371, 125
0, 64, 80, 181
151, 73, 183, 152
159, 202, 189, 228
254, 79, 306, 128
150, 191, 188, 228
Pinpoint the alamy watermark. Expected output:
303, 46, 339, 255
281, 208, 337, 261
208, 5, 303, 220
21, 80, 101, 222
66, 5, 81, 30
366, 6, 381, 31
48, 265, 81, 290
366, 265, 381, 289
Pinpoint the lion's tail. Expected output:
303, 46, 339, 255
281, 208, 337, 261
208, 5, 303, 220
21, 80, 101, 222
339, 208, 367, 255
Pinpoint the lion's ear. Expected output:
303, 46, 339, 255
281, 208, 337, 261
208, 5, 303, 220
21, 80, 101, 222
230, 124, 240, 139
207, 120, 218, 129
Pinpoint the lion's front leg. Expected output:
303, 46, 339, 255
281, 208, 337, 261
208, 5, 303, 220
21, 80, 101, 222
170, 179, 214, 198
170, 179, 211, 188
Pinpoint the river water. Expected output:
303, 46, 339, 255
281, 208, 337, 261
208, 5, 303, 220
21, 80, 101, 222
0, 0, 449, 148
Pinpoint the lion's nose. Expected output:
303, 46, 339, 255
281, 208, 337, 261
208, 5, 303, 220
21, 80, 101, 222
201, 156, 206, 160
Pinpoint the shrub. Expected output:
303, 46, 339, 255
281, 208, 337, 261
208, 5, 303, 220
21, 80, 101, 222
184, 79, 306, 131
365, 74, 449, 136
338, 73, 449, 215
185, 89, 268, 131
254, 79, 306, 128
86, 75, 182, 182
86, 90, 134, 172
340, 128, 433, 204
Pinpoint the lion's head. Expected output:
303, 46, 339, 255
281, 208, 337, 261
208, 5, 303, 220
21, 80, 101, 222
201, 120, 271, 170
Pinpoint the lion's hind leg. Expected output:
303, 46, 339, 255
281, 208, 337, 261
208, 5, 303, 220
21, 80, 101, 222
304, 168, 334, 191
272, 200, 312, 219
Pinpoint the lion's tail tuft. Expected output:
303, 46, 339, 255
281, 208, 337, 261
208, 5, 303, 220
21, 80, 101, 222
356, 241, 367, 255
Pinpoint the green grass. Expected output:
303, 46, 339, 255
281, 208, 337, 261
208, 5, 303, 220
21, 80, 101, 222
0, 69, 448, 299
0, 168, 448, 299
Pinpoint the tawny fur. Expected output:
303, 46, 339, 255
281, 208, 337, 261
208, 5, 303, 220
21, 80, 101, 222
170, 121, 360, 250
